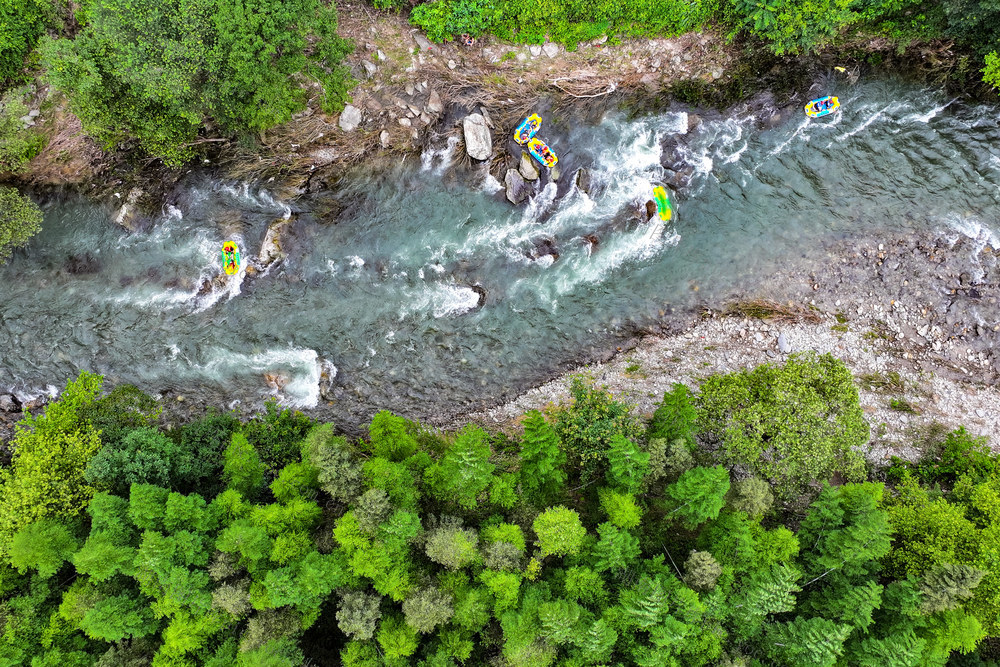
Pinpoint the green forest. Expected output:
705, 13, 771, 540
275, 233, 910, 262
1, 352, 999, 665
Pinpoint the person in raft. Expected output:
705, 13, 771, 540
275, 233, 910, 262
539, 144, 554, 163
814, 98, 831, 113
224, 244, 238, 274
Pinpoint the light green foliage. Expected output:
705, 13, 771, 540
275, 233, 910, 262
425, 425, 495, 508
666, 466, 731, 529
0, 93, 45, 172
479, 569, 522, 613
489, 472, 519, 509
576, 617, 617, 663
885, 474, 978, 577
364, 457, 421, 510
269, 461, 320, 503
554, 377, 644, 486
729, 562, 802, 638
302, 423, 363, 503
78, 594, 160, 642
0, 371, 102, 557
592, 521, 640, 573
223, 432, 267, 498
533, 506, 586, 558
985, 51, 1000, 91
598, 487, 642, 529
622, 573, 671, 629
919, 607, 984, 662
649, 383, 699, 447
726, 0, 856, 54
607, 434, 650, 494
765, 615, 852, 666
726, 477, 774, 517
564, 565, 608, 606
9, 518, 77, 578
0, 185, 41, 263
920, 563, 986, 613
368, 410, 419, 461
237, 637, 303, 667
0, 0, 49, 83
538, 598, 582, 644
683, 550, 722, 592
403, 586, 454, 633
482, 522, 526, 552
127, 483, 169, 532
852, 630, 926, 667
378, 614, 420, 661
337, 591, 382, 640
40, 0, 353, 164
425, 521, 479, 570
519, 410, 567, 503
697, 352, 868, 494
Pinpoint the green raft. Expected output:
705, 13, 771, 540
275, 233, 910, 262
652, 186, 672, 221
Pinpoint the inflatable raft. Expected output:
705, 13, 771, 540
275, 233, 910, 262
222, 241, 241, 276
805, 96, 839, 118
514, 114, 542, 145
652, 186, 672, 221
528, 137, 558, 168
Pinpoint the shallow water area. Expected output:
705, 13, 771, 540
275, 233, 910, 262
3, 78, 1000, 429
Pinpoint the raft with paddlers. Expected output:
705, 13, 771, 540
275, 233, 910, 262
514, 114, 542, 144
222, 241, 240, 276
805, 96, 839, 118
528, 137, 558, 168
652, 186, 673, 221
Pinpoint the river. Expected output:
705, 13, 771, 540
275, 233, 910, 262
2, 77, 999, 430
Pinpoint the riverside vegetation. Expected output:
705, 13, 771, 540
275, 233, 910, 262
1, 353, 1000, 665
4, 0, 1000, 261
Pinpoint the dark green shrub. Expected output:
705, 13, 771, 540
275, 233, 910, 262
243, 400, 315, 471
79, 384, 161, 448
0, 0, 50, 87
0, 185, 42, 263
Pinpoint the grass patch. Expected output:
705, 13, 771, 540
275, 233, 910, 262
831, 324, 849, 333
718, 299, 822, 324
834, 312, 849, 324
624, 360, 642, 375
859, 371, 906, 393
889, 398, 918, 413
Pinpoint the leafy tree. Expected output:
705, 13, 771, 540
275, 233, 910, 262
337, 591, 382, 640
765, 615, 852, 666
798, 483, 892, 581
538, 598, 582, 644
0, 0, 50, 84
648, 383, 699, 447
533, 506, 586, 558
86, 426, 214, 495
554, 377, 644, 486
0, 186, 40, 262
368, 410, 419, 461
697, 352, 868, 495
269, 461, 320, 503
726, 477, 774, 517
40, 0, 353, 164
684, 550, 722, 591
302, 423, 363, 504
665, 466, 731, 529
425, 425, 495, 508
564, 565, 608, 606
243, 400, 314, 471
9, 518, 77, 578
920, 562, 986, 613
354, 488, 391, 535
729, 562, 802, 639
598, 487, 643, 529
622, 574, 671, 629
519, 410, 567, 503
576, 617, 617, 663
607, 434, 650, 494
78, 594, 160, 642
592, 521, 640, 573
646, 437, 695, 488
725, 0, 856, 55
223, 432, 267, 498
377, 614, 419, 662
0, 371, 102, 557
425, 521, 479, 570
402, 586, 453, 634
78, 384, 161, 449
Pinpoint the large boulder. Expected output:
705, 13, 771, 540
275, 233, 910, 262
427, 89, 443, 114
575, 168, 592, 194
258, 215, 296, 271
0, 394, 19, 412
339, 105, 362, 132
463, 114, 492, 161
113, 188, 144, 232
519, 152, 539, 181
505, 169, 530, 205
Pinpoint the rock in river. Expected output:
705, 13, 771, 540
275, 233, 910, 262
519, 152, 539, 181
505, 169, 531, 204
463, 113, 492, 161
0, 394, 19, 412
258, 215, 296, 271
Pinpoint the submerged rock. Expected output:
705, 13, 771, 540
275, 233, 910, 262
65, 253, 102, 275
471, 284, 487, 308
0, 394, 19, 412
264, 372, 290, 391
463, 114, 492, 161
505, 169, 530, 205
576, 168, 592, 194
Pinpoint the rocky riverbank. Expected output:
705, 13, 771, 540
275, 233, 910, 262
457, 226, 1000, 464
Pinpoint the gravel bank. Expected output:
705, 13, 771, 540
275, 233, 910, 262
459, 225, 1000, 465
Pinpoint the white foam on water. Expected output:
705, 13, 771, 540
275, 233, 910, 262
482, 173, 504, 194
348, 256, 365, 268
834, 101, 906, 143
421, 135, 460, 174
198, 346, 325, 408
218, 182, 292, 218
534, 254, 555, 268
398, 282, 482, 319
900, 98, 956, 125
